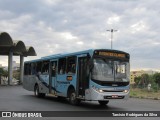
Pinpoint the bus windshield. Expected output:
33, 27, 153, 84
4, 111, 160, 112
91, 58, 129, 82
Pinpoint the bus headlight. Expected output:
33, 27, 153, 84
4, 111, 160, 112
92, 86, 104, 93
98, 89, 104, 93
123, 90, 128, 93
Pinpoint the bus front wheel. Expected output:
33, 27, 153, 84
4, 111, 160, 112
98, 100, 109, 106
69, 90, 81, 105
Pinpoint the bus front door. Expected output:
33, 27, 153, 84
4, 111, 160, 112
77, 56, 89, 97
49, 61, 57, 94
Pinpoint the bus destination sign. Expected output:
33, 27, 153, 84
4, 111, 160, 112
95, 51, 126, 58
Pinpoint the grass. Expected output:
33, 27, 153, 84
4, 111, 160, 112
130, 88, 160, 99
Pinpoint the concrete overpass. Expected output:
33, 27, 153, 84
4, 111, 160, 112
0, 32, 36, 85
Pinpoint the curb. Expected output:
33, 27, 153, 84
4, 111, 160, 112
130, 96, 160, 100
0, 84, 21, 86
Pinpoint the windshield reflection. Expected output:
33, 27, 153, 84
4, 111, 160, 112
91, 58, 129, 82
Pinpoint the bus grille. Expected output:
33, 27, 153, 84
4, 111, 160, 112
103, 90, 123, 92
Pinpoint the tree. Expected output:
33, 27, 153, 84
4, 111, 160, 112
0, 68, 3, 74
134, 74, 150, 88
0, 68, 8, 77
134, 76, 142, 86
13, 70, 20, 80
141, 74, 150, 87
148, 74, 154, 84
153, 73, 160, 87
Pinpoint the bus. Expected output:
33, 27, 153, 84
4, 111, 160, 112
23, 49, 130, 105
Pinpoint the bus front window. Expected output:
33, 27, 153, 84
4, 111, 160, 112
91, 58, 129, 82
114, 61, 129, 82
91, 59, 114, 81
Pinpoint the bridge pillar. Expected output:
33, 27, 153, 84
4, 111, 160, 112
8, 50, 13, 85
20, 55, 24, 84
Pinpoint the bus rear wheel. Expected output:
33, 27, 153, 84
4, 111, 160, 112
69, 90, 81, 105
57, 96, 66, 101
34, 85, 45, 98
98, 100, 109, 106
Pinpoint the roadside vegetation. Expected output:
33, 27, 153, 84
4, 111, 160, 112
0, 67, 20, 85
130, 73, 160, 99
0, 67, 8, 77
130, 88, 160, 99
0, 67, 20, 80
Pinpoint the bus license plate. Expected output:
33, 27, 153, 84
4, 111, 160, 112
112, 95, 118, 98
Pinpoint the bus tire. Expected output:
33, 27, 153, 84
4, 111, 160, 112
34, 85, 45, 98
98, 100, 109, 106
57, 96, 66, 101
34, 85, 39, 97
39, 93, 46, 98
69, 90, 81, 105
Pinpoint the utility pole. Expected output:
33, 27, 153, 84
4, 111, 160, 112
106, 29, 118, 49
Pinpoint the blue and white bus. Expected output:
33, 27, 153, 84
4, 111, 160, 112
23, 49, 130, 105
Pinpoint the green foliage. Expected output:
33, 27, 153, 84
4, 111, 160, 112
134, 74, 149, 88
130, 88, 160, 98
134, 72, 160, 90
141, 74, 150, 84
153, 73, 160, 86
152, 82, 158, 92
0, 68, 20, 80
148, 74, 154, 84
13, 70, 20, 80
0, 68, 8, 76
134, 76, 141, 85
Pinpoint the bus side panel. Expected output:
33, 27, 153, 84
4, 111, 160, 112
56, 74, 77, 97
23, 75, 49, 94
38, 75, 50, 94
56, 75, 69, 97
23, 75, 37, 91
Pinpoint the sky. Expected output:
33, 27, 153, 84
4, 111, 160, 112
0, 0, 160, 71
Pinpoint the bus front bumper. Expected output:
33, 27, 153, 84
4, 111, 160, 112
85, 88, 129, 101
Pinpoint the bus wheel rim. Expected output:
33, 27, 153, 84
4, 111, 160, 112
35, 88, 38, 96
71, 93, 76, 102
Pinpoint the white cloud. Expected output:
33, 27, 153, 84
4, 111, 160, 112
61, 32, 78, 40
0, 14, 33, 34
43, 0, 60, 6
130, 21, 148, 33
63, 19, 68, 24
152, 42, 160, 45
0, 0, 160, 71
76, 41, 84, 45
107, 15, 120, 25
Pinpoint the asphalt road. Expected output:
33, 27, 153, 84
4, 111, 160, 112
0, 85, 160, 120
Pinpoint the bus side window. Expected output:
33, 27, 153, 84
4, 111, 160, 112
67, 56, 76, 74
31, 63, 37, 75
24, 63, 28, 75
36, 62, 42, 75
58, 58, 66, 74
42, 61, 49, 74
28, 63, 31, 75
24, 63, 31, 75
52, 62, 57, 77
